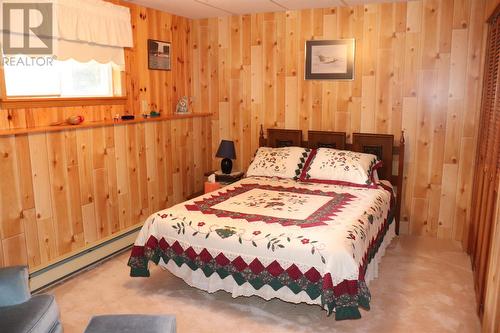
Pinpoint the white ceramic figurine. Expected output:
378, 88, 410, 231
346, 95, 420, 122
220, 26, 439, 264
176, 96, 189, 113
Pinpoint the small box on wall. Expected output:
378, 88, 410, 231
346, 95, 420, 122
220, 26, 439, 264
305, 39, 355, 80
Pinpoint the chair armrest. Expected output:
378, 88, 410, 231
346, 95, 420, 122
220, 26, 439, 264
0, 266, 31, 306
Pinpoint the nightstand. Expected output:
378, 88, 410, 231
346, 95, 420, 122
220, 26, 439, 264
214, 170, 244, 185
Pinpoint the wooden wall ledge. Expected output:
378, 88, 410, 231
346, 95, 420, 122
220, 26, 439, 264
0, 96, 128, 109
0, 113, 212, 137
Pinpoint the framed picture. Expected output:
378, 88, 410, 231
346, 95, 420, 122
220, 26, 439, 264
148, 39, 171, 71
305, 39, 355, 80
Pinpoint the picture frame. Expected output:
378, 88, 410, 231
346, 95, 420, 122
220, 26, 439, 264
148, 39, 171, 71
305, 39, 355, 80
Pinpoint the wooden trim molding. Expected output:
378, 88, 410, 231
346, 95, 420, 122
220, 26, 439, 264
0, 96, 128, 109
0, 112, 212, 136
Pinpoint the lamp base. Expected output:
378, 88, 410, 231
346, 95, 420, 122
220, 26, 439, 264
220, 158, 233, 174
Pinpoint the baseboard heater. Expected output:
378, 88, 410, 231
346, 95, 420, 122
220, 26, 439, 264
30, 227, 141, 293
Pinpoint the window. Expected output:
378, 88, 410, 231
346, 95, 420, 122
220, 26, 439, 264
3, 55, 120, 98
0, 0, 131, 101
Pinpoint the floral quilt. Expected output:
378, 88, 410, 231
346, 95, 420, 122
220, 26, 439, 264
128, 177, 395, 320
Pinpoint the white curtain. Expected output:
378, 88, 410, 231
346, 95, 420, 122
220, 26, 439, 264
54, 0, 132, 47
54, 0, 133, 66
55, 39, 127, 66
1, 0, 133, 66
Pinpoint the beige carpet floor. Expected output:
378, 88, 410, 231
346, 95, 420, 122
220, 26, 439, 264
48, 235, 481, 333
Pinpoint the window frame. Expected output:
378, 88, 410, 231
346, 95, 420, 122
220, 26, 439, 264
0, 60, 127, 109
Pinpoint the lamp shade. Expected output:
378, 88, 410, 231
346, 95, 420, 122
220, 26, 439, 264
216, 140, 236, 159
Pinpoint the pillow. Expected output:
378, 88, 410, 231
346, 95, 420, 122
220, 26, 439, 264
299, 148, 382, 187
246, 147, 310, 179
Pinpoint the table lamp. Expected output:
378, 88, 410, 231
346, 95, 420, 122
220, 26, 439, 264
216, 140, 236, 174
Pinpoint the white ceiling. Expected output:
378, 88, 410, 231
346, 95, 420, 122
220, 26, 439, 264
126, 0, 407, 19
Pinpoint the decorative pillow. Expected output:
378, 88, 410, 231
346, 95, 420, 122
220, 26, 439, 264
246, 147, 311, 179
299, 148, 382, 187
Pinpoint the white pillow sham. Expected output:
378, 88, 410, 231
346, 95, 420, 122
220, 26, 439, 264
246, 147, 311, 179
299, 148, 382, 187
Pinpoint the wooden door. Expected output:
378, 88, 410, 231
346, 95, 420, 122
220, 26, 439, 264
468, 3, 500, 322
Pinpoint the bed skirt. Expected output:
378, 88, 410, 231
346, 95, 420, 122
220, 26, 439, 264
156, 222, 396, 315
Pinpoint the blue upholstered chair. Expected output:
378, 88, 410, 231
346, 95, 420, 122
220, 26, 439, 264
0, 266, 62, 333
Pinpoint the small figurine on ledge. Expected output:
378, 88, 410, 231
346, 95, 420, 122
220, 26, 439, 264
175, 96, 189, 114
150, 103, 161, 118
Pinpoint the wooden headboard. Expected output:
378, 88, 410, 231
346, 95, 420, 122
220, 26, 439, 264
259, 126, 405, 234
266, 128, 302, 147
308, 130, 346, 149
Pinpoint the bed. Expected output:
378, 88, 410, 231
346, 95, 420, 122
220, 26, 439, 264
128, 127, 405, 320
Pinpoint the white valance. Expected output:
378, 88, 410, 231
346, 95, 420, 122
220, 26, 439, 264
55, 39, 126, 66
0, 0, 133, 66
54, 0, 133, 48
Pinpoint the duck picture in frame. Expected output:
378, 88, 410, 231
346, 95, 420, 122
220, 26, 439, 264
305, 39, 355, 80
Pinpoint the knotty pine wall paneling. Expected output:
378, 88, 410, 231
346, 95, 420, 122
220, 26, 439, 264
0, 118, 211, 269
190, 0, 494, 242
0, 2, 212, 270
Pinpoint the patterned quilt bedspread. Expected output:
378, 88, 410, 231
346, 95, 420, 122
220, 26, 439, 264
128, 176, 395, 320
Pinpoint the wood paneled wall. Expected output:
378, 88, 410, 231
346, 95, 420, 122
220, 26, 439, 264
190, 0, 493, 241
0, 118, 211, 269
0, 2, 212, 270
